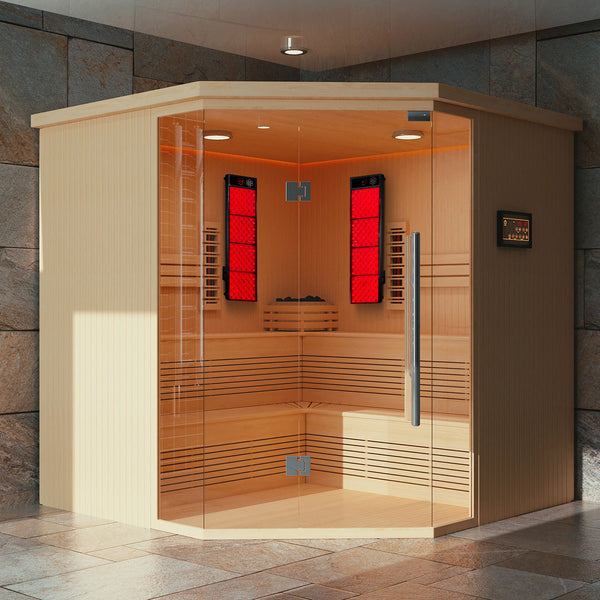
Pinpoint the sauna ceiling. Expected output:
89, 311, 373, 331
202, 110, 470, 163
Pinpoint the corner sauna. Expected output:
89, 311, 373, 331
33, 83, 581, 538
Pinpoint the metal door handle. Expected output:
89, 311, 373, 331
405, 232, 421, 427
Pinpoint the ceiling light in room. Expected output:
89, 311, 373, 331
280, 36, 308, 56
257, 125, 270, 129
204, 130, 232, 140
392, 130, 423, 140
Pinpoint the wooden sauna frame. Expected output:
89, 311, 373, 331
33, 82, 581, 539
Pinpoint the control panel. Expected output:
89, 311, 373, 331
497, 211, 532, 248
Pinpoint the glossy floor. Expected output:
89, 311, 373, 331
0, 501, 599, 599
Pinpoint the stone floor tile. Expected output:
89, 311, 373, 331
0, 505, 63, 523
0, 544, 108, 586
129, 535, 255, 558
497, 550, 600, 583
287, 583, 357, 599
526, 502, 600, 522
0, 533, 41, 556
34, 522, 172, 553
432, 564, 584, 600
7, 554, 235, 600
552, 583, 600, 599
0, 519, 71, 538
268, 547, 445, 594
285, 539, 377, 552
151, 540, 328, 575
88, 546, 149, 562
352, 581, 484, 599
36, 512, 113, 529
410, 564, 471, 585
470, 520, 600, 560
559, 506, 600, 529
0, 588, 38, 600
367, 537, 523, 568
148, 571, 305, 600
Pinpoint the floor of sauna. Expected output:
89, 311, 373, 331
165, 483, 470, 529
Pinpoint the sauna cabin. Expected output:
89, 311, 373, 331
32, 82, 581, 538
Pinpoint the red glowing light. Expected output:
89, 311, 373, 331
226, 178, 257, 301
350, 184, 382, 304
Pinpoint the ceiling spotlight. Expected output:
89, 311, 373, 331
393, 130, 423, 140
280, 35, 308, 56
204, 130, 232, 140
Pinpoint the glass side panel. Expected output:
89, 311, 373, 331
431, 110, 473, 528
157, 111, 205, 525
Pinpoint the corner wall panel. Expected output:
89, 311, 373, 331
39, 109, 156, 527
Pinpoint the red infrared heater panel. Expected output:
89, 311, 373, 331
350, 174, 385, 303
225, 174, 257, 301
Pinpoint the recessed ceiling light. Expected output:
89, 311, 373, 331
392, 129, 423, 140
257, 125, 270, 129
204, 130, 232, 140
280, 35, 308, 56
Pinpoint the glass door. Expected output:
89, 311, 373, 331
295, 110, 435, 529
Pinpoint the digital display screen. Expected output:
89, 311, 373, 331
497, 211, 532, 248
350, 174, 385, 303
225, 174, 257, 301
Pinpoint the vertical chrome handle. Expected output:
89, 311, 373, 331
405, 232, 421, 427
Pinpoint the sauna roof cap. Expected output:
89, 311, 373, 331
31, 82, 583, 132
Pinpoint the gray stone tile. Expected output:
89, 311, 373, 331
36, 512, 113, 529
466, 519, 600, 560
132, 76, 175, 94
0, 414, 38, 505
245, 57, 299, 81
87, 546, 149, 562
301, 59, 390, 82
0, 1, 42, 29
391, 41, 490, 94
490, 33, 535, 105
409, 565, 471, 585
0, 531, 41, 556
576, 410, 600, 503
537, 20, 600, 42
559, 506, 600, 530
269, 547, 446, 594
577, 250, 585, 328
366, 537, 523, 569
552, 583, 600, 599
43, 11, 133, 49
350, 581, 484, 599
433, 564, 584, 600
68, 38, 132, 106
0, 332, 38, 414
7, 554, 235, 600
285, 539, 377, 552
585, 251, 600, 329
537, 33, 600, 168
451, 514, 554, 542
0, 588, 38, 600
0, 518, 71, 538
35, 522, 172, 553
134, 539, 327, 575
134, 32, 244, 83
0, 22, 67, 166
575, 168, 600, 249
0, 544, 108, 586
0, 164, 38, 249
0, 504, 62, 522
287, 584, 357, 600
576, 330, 600, 410
526, 501, 600, 522
0, 248, 38, 330
154, 571, 305, 600
497, 550, 600, 583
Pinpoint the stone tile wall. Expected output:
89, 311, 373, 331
0, 0, 598, 506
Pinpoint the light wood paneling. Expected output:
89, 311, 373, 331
39, 109, 155, 527
474, 110, 574, 524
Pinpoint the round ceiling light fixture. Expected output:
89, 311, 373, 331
204, 130, 232, 140
392, 129, 423, 140
280, 35, 308, 56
